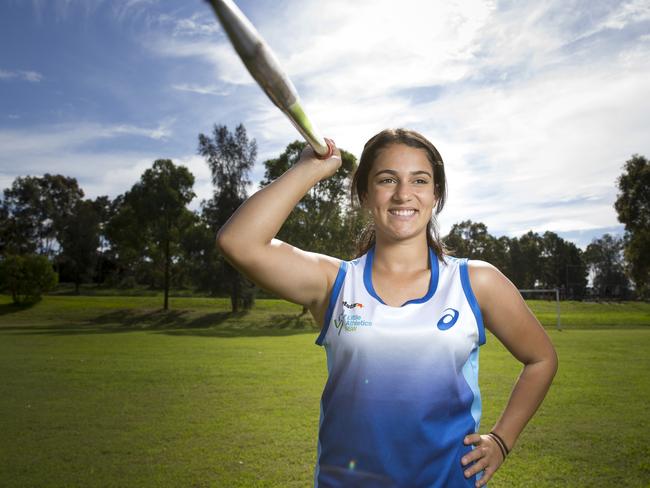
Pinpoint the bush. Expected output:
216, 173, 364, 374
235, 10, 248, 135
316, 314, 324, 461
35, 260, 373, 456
117, 275, 137, 289
0, 254, 58, 304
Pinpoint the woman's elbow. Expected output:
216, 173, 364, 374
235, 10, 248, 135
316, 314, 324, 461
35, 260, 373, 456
540, 346, 559, 381
215, 227, 259, 266
528, 344, 559, 378
549, 347, 559, 376
215, 227, 234, 258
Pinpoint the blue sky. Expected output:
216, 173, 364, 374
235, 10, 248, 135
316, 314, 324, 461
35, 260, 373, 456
1, 0, 649, 249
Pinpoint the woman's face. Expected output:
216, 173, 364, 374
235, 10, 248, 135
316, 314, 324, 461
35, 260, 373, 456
362, 143, 436, 243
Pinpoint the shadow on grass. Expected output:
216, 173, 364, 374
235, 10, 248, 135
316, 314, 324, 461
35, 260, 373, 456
0, 308, 319, 338
0, 301, 38, 316
159, 313, 319, 338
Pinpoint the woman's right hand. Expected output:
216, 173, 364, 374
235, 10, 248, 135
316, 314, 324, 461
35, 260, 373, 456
296, 138, 342, 180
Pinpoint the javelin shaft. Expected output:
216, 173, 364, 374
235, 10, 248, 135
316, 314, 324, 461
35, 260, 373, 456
206, 0, 331, 158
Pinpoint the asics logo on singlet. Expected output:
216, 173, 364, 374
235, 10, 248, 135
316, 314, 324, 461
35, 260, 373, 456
436, 308, 459, 330
342, 301, 364, 309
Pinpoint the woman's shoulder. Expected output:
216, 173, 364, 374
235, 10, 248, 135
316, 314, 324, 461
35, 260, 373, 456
440, 254, 498, 277
463, 259, 516, 309
465, 258, 500, 283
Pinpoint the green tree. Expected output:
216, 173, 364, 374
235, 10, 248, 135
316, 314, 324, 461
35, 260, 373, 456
0, 204, 11, 254
491, 235, 513, 279
444, 220, 492, 258
58, 200, 101, 294
615, 154, 650, 298
443, 224, 587, 297
105, 193, 149, 287
0, 254, 58, 304
108, 160, 195, 309
180, 209, 224, 295
444, 220, 508, 267
0, 175, 83, 257
135, 159, 195, 309
39, 174, 85, 256
199, 124, 257, 312
260, 140, 363, 259
539, 231, 587, 299
1, 176, 43, 255
91, 196, 118, 285
584, 234, 631, 299
511, 231, 545, 289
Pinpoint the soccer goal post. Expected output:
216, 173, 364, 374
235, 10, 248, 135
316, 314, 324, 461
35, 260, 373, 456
518, 288, 562, 331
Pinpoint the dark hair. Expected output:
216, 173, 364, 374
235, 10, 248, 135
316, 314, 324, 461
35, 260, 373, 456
351, 128, 448, 259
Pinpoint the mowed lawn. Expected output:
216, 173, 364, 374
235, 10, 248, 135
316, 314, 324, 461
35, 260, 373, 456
0, 296, 649, 487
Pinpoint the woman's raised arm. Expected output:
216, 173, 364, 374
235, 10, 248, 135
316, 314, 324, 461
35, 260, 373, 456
216, 142, 343, 314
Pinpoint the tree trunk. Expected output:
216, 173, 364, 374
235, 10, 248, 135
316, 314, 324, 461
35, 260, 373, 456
163, 237, 170, 310
231, 274, 240, 313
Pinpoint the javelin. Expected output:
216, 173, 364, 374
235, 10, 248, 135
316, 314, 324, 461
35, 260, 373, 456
205, 0, 334, 159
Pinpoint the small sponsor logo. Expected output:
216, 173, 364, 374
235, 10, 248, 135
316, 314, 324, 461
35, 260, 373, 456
343, 301, 364, 309
334, 312, 372, 335
437, 307, 459, 330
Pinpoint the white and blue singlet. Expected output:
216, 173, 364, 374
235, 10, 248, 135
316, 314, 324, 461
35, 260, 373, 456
314, 245, 488, 488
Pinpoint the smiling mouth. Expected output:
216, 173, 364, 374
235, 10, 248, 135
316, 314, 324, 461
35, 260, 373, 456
388, 209, 418, 216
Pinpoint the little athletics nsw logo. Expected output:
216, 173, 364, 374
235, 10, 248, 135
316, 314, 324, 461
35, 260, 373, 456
334, 312, 372, 335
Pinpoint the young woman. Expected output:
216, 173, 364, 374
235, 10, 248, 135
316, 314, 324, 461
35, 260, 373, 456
216, 128, 558, 488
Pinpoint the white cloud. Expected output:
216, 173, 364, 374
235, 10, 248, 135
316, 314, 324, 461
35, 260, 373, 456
1, 150, 213, 210
146, 36, 251, 86
430, 53, 649, 236
22, 70, 43, 82
0, 69, 43, 82
4, 0, 648, 250
172, 83, 230, 96
0, 121, 173, 159
108, 122, 172, 140
0, 127, 212, 209
172, 13, 220, 37
1, 151, 152, 199
139, 0, 648, 247
110, 0, 159, 23
235, 0, 647, 244
256, 0, 495, 99
599, 0, 650, 30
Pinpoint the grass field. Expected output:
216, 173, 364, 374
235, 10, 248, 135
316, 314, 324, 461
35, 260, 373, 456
0, 295, 649, 487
